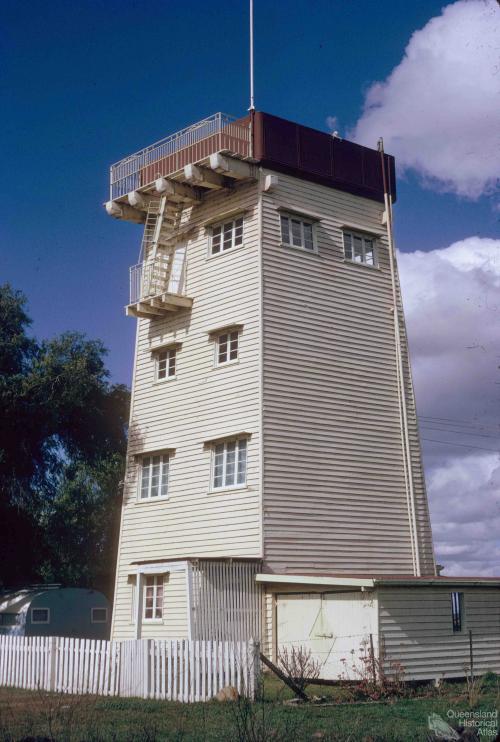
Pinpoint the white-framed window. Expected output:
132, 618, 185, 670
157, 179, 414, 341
139, 454, 169, 500
212, 438, 247, 490
216, 330, 239, 366
210, 216, 244, 255
91, 607, 108, 624
31, 607, 50, 624
280, 213, 316, 252
144, 575, 163, 621
451, 591, 464, 633
156, 348, 176, 381
343, 231, 377, 266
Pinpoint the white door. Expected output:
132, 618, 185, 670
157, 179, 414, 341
277, 592, 378, 680
167, 244, 186, 294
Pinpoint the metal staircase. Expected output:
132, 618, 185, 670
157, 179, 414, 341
127, 196, 192, 318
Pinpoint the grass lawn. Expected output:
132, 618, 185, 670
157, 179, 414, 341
0, 675, 498, 741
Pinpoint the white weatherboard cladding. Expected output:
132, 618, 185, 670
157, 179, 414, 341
260, 171, 435, 575
113, 165, 438, 640
276, 592, 378, 680
112, 182, 262, 640
113, 569, 188, 641
139, 570, 188, 640
378, 587, 500, 681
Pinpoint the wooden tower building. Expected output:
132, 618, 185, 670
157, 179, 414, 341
106, 112, 500, 681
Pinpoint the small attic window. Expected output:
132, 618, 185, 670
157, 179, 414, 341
31, 607, 50, 624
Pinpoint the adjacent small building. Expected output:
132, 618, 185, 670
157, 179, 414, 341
106, 111, 500, 682
0, 586, 111, 639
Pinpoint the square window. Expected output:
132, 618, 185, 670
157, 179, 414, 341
91, 607, 108, 623
31, 608, 49, 624
210, 217, 244, 255
280, 214, 316, 252
212, 438, 248, 490
343, 231, 377, 266
139, 454, 169, 500
216, 331, 239, 365
157, 349, 176, 381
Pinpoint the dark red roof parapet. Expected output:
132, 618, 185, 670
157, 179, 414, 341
253, 111, 396, 204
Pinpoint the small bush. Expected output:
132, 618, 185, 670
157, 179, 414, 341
337, 638, 409, 701
277, 646, 321, 696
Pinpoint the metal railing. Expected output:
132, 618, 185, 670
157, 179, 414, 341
111, 113, 250, 200
129, 252, 186, 304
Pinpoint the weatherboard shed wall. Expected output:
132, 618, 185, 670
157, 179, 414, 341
378, 585, 500, 681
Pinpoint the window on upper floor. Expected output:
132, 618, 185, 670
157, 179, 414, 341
280, 213, 316, 252
216, 330, 239, 366
139, 454, 169, 500
91, 607, 108, 624
144, 575, 163, 621
212, 438, 247, 490
343, 230, 377, 266
451, 591, 464, 633
156, 347, 176, 381
31, 608, 50, 624
210, 216, 244, 255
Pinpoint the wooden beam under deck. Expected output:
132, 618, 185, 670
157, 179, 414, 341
126, 293, 193, 319
154, 179, 200, 204
183, 164, 226, 190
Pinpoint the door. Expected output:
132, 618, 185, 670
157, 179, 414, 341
276, 592, 378, 680
167, 244, 187, 294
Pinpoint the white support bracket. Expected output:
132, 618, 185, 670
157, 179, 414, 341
184, 164, 226, 190
127, 191, 150, 209
209, 153, 254, 180
105, 200, 145, 224
154, 178, 200, 204
263, 174, 279, 192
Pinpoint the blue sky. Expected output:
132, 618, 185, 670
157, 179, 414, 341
3, 0, 500, 572
2, 0, 497, 384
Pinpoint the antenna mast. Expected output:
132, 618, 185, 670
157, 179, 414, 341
249, 0, 255, 111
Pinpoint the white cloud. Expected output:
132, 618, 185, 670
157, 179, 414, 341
399, 236, 500, 575
427, 453, 500, 576
349, 0, 500, 200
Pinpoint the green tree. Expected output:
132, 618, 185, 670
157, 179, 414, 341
39, 455, 125, 595
0, 283, 129, 595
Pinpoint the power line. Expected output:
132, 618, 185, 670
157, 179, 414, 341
421, 437, 499, 453
419, 415, 500, 433
420, 425, 500, 440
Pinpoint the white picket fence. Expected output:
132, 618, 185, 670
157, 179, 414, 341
0, 635, 259, 702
